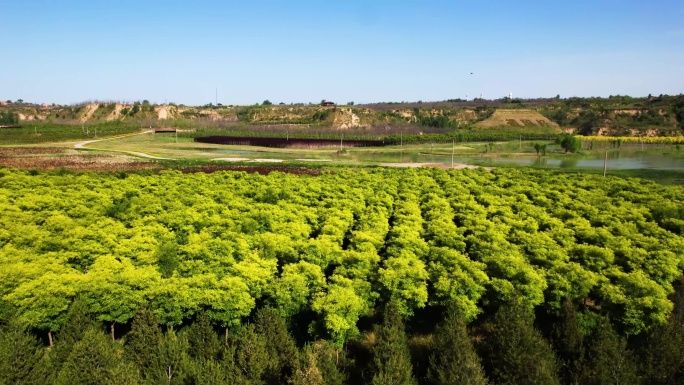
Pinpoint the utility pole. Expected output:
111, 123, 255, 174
215, 88, 217, 106
399, 130, 404, 163
451, 140, 455, 168
603, 150, 608, 177
340, 133, 343, 151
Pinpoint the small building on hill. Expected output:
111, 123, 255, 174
323, 101, 335, 106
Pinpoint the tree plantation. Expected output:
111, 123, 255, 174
1, 166, 684, 384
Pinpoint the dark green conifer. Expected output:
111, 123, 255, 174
192, 358, 228, 384
371, 302, 417, 385
0, 318, 44, 384
291, 345, 325, 385
312, 340, 347, 385
578, 317, 639, 385
151, 330, 192, 385
428, 304, 487, 385
125, 306, 163, 378
254, 307, 298, 384
56, 298, 99, 347
638, 278, 684, 385
186, 311, 221, 361
224, 324, 271, 385
28, 298, 99, 384
551, 301, 584, 385
485, 300, 561, 385
55, 327, 128, 385
291, 341, 347, 385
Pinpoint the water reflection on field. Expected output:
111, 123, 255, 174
356, 150, 684, 170
206, 147, 684, 170
473, 151, 684, 170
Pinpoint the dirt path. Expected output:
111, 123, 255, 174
74, 139, 101, 149
122, 151, 171, 160
73, 130, 174, 160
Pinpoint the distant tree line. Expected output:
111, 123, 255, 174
540, 94, 684, 134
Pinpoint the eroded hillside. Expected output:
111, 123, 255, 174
2, 95, 683, 136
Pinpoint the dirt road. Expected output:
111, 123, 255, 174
73, 130, 173, 160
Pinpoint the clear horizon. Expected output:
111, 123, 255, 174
2, 0, 683, 106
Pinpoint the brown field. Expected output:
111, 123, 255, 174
0, 154, 158, 172
0, 149, 325, 175
0, 147, 71, 156
475, 109, 560, 129
178, 165, 323, 175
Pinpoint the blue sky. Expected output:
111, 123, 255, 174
1, 0, 683, 105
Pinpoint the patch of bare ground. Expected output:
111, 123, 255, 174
378, 162, 491, 170
378, 162, 445, 168
475, 109, 560, 129
0, 148, 71, 156
78, 104, 99, 123
179, 165, 323, 175
107, 104, 126, 121
0, 154, 158, 172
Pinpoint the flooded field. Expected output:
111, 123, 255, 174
10, 133, 682, 173
205, 147, 684, 171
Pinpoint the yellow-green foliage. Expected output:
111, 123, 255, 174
577, 135, 684, 144
0, 167, 683, 337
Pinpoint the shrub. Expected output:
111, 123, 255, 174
556, 133, 582, 153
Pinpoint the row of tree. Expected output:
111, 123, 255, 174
3, 288, 684, 385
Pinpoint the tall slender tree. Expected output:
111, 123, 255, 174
0, 317, 44, 385
551, 301, 584, 385
223, 324, 272, 385
371, 302, 417, 385
428, 304, 487, 385
28, 299, 99, 384
578, 317, 639, 385
254, 307, 299, 385
55, 327, 136, 385
151, 330, 192, 385
638, 278, 684, 385
186, 311, 221, 361
484, 300, 561, 385
126, 306, 163, 379
292, 341, 347, 385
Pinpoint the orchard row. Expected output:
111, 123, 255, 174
0, 166, 683, 345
